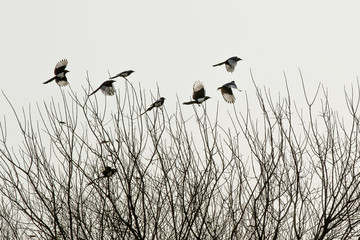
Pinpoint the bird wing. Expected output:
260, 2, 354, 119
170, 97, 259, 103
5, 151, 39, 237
54, 59, 68, 75
193, 82, 205, 100
192, 81, 205, 100
101, 86, 115, 96
220, 87, 235, 103
225, 61, 237, 73
56, 78, 69, 87
226, 81, 238, 89
153, 98, 164, 107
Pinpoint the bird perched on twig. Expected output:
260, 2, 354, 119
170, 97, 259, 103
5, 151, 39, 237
213, 56, 242, 73
87, 166, 117, 186
183, 81, 211, 105
217, 81, 242, 104
43, 59, 70, 86
109, 70, 134, 81
141, 97, 165, 116
101, 166, 117, 178
89, 80, 116, 96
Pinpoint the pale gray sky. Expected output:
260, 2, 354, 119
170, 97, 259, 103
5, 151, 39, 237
1, 0, 360, 136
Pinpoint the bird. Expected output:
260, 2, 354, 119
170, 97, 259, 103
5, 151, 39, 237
217, 81, 242, 103
101, 166, 117, 178
109, 70, 135, 80
183, 81, 211, 105
43, 59, 70, 86
141, 97, 165, 116
212, 56, 242, 73
87, 166, 117, 186
89, 80, 116, 96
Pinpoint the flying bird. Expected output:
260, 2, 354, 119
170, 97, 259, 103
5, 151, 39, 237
89, 80, 116, 96
141, 97, 165, 116
109, 70, 135, 80
183, 81, 211, 105
217, 81, 241, 103
43, 59, 70, 86
213, 56, 242, 73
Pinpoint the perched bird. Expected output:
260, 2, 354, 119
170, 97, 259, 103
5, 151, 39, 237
217, 81, 242, 103
43, 59, 70, 86
141, 97, 165, 116
87, 166, 117, 186
101, 166, 117, 178
212, 56, 242, 73
89, 80, 116, 96
183, 81, 211, 105
109, 70, 134, 80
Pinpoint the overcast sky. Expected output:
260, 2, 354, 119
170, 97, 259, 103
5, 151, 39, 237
1, 0, 360, 144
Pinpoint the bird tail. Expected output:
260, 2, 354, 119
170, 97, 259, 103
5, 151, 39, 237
212, 61, 225, 67
89, 86, 101, 96
43, 76, 56, 84
140, 106, 154, 116
109, 74, 119, 80
183, 101, 197, 105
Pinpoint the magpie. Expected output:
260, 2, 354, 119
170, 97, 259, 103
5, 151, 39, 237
87, 166, 117, 186
89, 80, 116, 96
213, 56, 242, 73
217, 81, 242, 104
102, 166, 117, 178
43, 59, 70, 86
183, 81, 211, 105
141, 97, 165, 116
109, 70, 134, 80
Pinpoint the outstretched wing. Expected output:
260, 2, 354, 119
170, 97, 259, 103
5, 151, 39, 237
220, 87, 235, 103
192, 81, 205, 100
225, 61, 237, 72
54, 59, 68, 75
56, 78, 69, 87
101, 86, 115, 96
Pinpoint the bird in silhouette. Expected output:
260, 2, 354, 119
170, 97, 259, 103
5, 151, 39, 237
183, 81, 211, 105
87, 166, 117, 186
141, 97, 165, 116
217, 81, 241, 103
109, 70, 134, 80
43, 59, 70, 86
89, 80, 116, 96
101, 166, 117, 178
213, 56, 242, 73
